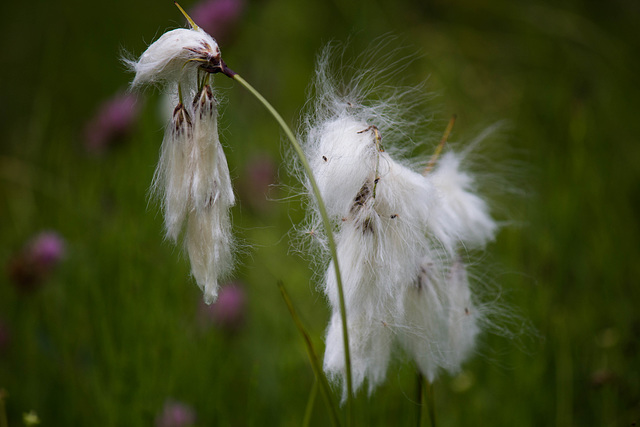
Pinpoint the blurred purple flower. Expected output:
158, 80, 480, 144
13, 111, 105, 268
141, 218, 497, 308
155, 399, 196, 427
239, 154, 277, 212
7, 231, 66, 292
84, 92, 140, 154
199, 283, 246, 330
189, 0, 245, 43
30, 232, 66, 268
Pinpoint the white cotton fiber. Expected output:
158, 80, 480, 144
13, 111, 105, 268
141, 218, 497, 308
429, 151, 497, 249
297, 43, 503, 397
184, 85, 235, 303
152, 102, 193, 242
324, 310, 394, 398
128, 24, 235, 304
127, 28, 220, 89
308, 116, 379, 219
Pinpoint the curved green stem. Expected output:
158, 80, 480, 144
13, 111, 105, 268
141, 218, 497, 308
232, 74, 354, 422
303, 379, 319, 427
279, 281, 340, 427
425, 380, 437, 427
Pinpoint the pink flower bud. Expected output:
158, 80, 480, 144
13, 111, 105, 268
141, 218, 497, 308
29, 232, 66, 268
155, 400, 196, 427
84, 92, 141, 154
199, 283, 246, 330
7, 231, 66, 292
189, 0, 245, 44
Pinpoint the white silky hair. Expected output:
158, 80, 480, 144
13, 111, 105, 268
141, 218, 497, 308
126, 28, 220, 90
324, 310, 394, 400
308, 116, 378, 220
154, 103, 193, 242
429, 151, 498, 249
186, 86, 235, 304
397, 256, 480, 382
128, 26, 234, 304
298, 42, 501, 397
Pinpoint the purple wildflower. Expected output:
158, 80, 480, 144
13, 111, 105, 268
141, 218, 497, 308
199, 283, 246, 330
7, 231, 66, 292
155, 399, 196, 427
84, 92, 140, 154
29, 232, 66, 268
189, 0, 245, 43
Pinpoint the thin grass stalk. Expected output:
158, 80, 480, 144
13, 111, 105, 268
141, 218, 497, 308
303, 379, 319, 427
425, 380, 437, 427
425, 114, 457, 174
278, 281, 341, 427
234, 74, 354, 423
416, 372, 424, 427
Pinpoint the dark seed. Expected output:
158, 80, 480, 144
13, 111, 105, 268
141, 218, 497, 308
361, 217, 374, 235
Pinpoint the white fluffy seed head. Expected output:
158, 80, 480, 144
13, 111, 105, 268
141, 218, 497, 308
191, 85, 235, 211
298, 42, 507, 395
127, 25, 236, 305
152, 102, 194, 242
296, 41, 433, 267
126, 28, 221, 90
397, 256, 480, 382
324, 310, 394, 399
429, 151, 497, 249
445, 259, 480, 367
186, 203, 234, 305
150, 87, 235, 303
309, 116, 378, 219
183, 85, 235, 303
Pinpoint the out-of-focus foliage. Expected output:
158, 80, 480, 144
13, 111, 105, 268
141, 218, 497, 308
1, 0, 638, 425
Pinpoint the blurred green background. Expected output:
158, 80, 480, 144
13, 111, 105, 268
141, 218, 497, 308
1, 0, 639, 425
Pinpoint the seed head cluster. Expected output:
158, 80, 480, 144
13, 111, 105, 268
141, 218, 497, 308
298, 45, 499, 396
126, 17, 514, 397
127, 26, 234, 304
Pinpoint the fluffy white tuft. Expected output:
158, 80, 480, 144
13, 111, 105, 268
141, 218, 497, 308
153, 102, 193, 241
126, 28, 220, 90
129, 26, 235, 304
297, 43, 504, 396
324, 310, 394, 400
397, 256, 480, 382
429, 151, 497, 249
150, 85, 235, 303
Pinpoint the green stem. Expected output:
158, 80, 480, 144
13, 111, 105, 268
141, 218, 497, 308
425, 380, 437, 427
416, 373, 423, 427
303, 378, 319, 427
233, 73, 354, 421
278, 281, 341, 427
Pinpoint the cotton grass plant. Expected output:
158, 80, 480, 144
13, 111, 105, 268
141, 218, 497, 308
295, 44, 505, 409
125, 5, 517, 425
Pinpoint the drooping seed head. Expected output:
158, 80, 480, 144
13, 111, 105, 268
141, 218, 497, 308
127, 28, 223, 89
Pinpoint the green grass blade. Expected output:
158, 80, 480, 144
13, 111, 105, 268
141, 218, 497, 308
303, 379, 319, 427
278, 281, 341, 427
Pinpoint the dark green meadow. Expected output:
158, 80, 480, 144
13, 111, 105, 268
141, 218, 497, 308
1, 0, 638, 425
